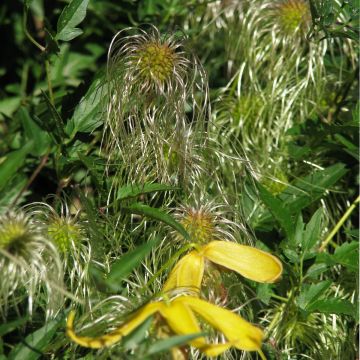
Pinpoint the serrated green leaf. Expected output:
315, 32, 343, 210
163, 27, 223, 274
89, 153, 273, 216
65, 77, 105, 137
123, 203, 190, 241
0, 142, 33, 192
298, 280, 332, 310
106, 236, 160, 291
306, 298, 356, 317
8, 319, 60, 360
56, 0, 89, 41
146, 332, 205, 356
257, 183, 294, 239
117, 183, 179, 201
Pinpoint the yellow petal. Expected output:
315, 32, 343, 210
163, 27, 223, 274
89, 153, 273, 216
66, 302, 161, 348
204, 240, 282, 283
162, 251, 205, 293
160, 299, 206, 348
182, 296, 263, 351
201, 342, 233, 357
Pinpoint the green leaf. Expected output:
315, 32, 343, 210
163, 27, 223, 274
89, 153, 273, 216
256, 283, 273, 305
280, 164, 348, 214
305, 263, 328, 278
8, 319, 60, 360
298, 280, 332, 310
333, 241, 358, 271
40, 90, 66, 144
106, 237, 160, 291
56, 0, 89, 41
292, 213, 305, 246
0, 317, 28, 337
123, 203, 190, 241
0, 96, 21, 119
18, 107, 50, 156
145, 332, 206, 356
0, 176, 27, 207
117, 183, 180, 201
65, 77, 105, 137
257, 183, 294, 239
0, 142, 33, 192
306, 298, 356, 317
302, 208, 323, 252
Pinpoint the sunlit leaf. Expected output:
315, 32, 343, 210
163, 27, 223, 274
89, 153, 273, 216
56, 0, 89, 41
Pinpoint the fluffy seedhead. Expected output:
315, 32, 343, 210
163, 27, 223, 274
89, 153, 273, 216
273, 0, 311, 35
172, 200, 243, 245
28, 201, 92, 303
0, 210, 63, 319
103, 26, 211, 194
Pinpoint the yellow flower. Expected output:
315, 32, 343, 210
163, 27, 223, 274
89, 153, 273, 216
66, 295, 263, 357
163, 241, 282, 293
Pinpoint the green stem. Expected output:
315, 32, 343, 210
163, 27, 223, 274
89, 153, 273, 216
23, 6, 54, 105
23, 7, 45, 52
271, 293, 288, 302
45, 59, 54, 105
258, 349, 267, 360
319, 194, 360, 252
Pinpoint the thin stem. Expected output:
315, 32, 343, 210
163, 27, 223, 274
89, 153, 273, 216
271, 293, 288, 302
23, 7, 45, 52
258, 349, 267, 360
10, 152, 50, 208
45, 59, 54, 105
319, 194, 360, 252
23, 6, 54, 105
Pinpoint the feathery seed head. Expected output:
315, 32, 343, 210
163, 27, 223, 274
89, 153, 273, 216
47, 218, 82, 254
0, 210, 63, 319
108, 26, 191, 98
180, 207, 216, 244
173, 201, 239, 245
135, 41, 175, 85
275, 0, 311, 35
103, 25, 210, 162
25, 200, 92, 301
0, 213, 33, 250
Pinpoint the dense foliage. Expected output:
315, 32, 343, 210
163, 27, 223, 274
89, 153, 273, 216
0, 1, 358, 359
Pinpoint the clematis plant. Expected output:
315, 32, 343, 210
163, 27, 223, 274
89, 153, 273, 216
163, 240, 282, 293
67, 294, 265, 358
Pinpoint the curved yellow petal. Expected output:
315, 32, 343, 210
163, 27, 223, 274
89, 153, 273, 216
160, 300, 206, 348
66, 302, 161, 348
162, 251, 205, 293
182, 296, 263, 351
204, 241, 282, 283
